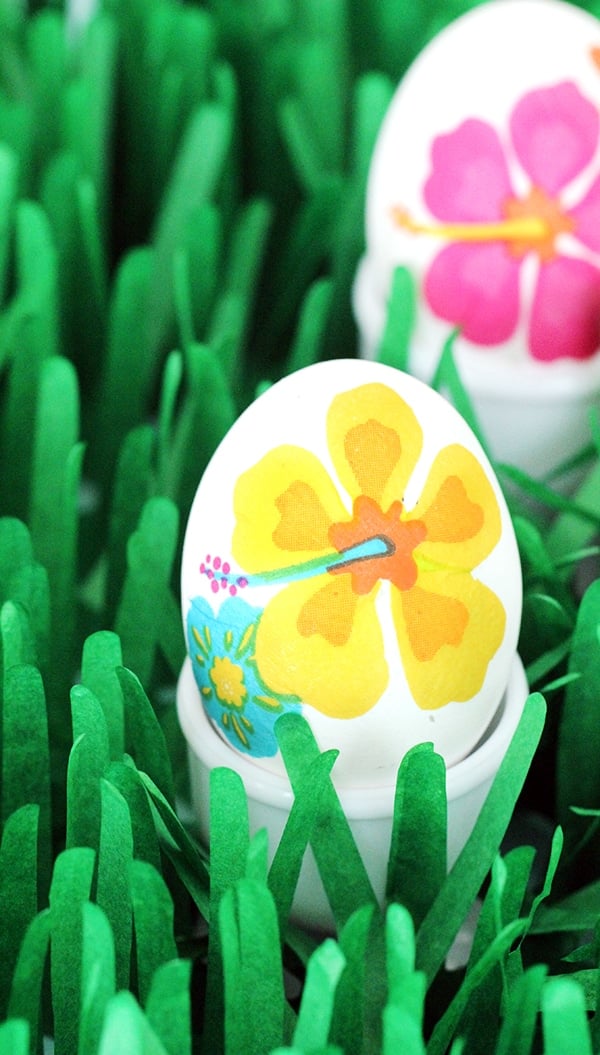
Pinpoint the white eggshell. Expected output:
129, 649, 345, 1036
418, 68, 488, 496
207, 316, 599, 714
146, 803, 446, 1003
363, 0, 600, 362
180, 360, 522, 788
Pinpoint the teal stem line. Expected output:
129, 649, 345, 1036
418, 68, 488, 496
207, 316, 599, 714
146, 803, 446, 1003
244, 535, 392, 588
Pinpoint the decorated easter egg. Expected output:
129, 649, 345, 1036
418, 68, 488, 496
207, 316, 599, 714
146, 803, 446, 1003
180, 360, 522, 787
359, 0, 600, 371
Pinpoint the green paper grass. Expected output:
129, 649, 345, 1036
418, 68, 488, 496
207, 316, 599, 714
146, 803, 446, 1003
3, 1, 600, 1052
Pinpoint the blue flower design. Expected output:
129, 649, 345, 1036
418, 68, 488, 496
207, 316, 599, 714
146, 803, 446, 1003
186, 594, 302, 757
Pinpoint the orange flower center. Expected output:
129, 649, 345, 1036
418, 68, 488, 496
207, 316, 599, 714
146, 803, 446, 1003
328, 495, 427, 596
501, 186, 574, 262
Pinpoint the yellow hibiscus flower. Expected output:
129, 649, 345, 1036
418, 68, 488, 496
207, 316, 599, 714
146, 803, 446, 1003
232, 381, 506, 718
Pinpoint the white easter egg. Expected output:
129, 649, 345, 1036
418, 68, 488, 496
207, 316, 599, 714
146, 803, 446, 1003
355, 0, 600, 477
180, 360, 523, 788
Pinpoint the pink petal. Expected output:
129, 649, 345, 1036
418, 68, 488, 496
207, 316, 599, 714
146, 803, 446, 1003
570, 174, 600, 253
424, 119, 512, 222
510, 82, 599, 195
424, 243, 521, 345
530, 256, 600, 361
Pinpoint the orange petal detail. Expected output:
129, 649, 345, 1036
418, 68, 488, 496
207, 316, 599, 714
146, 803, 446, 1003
327, 382, 423, 506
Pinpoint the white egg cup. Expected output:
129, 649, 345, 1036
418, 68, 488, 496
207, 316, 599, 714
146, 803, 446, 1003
353, 256, 600, 484
177, 651, 529, 933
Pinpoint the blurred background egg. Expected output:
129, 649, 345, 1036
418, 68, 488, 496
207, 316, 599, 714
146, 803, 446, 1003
354, 0, 600, 480
180, 359, 523, 787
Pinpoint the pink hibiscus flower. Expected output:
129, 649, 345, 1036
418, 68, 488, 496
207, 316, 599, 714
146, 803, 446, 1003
395, 82, 600, 362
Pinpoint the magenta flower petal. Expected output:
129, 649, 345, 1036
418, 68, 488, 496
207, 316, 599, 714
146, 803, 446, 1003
569, 174, 600, 253
424, 119, 512, 222
424, 243, 520, 345
529, 256, 600, 361
510, 82, 599, 196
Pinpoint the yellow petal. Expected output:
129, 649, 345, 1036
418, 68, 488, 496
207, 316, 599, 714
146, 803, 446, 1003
411, 444, 502, 571
254, 576, 388, 718
232, 445, 348, 572
391, 570, 506, 710
327, 383, 423, 506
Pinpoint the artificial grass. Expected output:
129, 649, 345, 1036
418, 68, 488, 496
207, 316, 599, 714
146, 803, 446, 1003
3, 0, 600, 1052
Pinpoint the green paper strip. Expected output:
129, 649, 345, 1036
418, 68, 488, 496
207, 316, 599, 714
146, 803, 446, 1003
149, 99, 233, 359
0, 1020, 28, 1055
106, 761, 162, 872
293, 938, 345, 1051
427, 918, 528, 1055
268, 749, 338, 934
0, 519, 32, 594
415, 692, 546, 987
276, 713, 377, 929
25, 11, 65, 185
202, 766, 250, 1055
172, 205, 221, 352
0, 143, 18, 305
351, 73, 394, 185
383, 1006, 426, 1055
6, 563, 50, 672
531, 877, 600, 934
541, 976, 593, 1055
546, 460, 600, 562
495, 964, 547, 1055
220, 878, 287, 1055
129, 859, 178, 1006
66, 684, 111, 850
49, 847, 96, 1055
81, 630, 125, 760
14, 198, 59, 360
330, 905, 383, 1055
7, 909, 51, 1050
114, 497, 182, 685
139, 772, 210, 918
376, 267, 416, 374
498, 463, 600, 525
1, 663, 50, 821
118, 667, 175, 805
146, 959, 192, 1055
97, 779, 134, 991
105, 424, 155, 622
78, 902, 116, 1055
98, 990, 169, 1055
385, 905, 426, 1029
386, 743, 447, 929
557, 580, 600, 855
246, 827, 269, 884
284, 278, 333, 376
1, 596, 34, 671
159, 342, 236, 517
0, 804, 39, 1016
91, 248, 155, 488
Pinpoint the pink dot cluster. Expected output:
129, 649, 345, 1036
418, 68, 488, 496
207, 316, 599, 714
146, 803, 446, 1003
199, 554, 248, 596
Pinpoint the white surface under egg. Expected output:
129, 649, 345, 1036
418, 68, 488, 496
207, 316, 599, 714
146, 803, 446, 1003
354, 0, 600, 479
180, 359, 522, 787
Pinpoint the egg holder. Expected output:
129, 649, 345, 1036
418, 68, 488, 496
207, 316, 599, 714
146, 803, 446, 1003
177, 651, 528, 932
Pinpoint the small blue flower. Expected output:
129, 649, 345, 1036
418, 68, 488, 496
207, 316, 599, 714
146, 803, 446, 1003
186, 594, 302, 757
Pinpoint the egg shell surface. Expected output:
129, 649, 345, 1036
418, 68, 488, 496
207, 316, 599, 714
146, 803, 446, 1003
361, 0, 600, 379
180, 359, 522, 788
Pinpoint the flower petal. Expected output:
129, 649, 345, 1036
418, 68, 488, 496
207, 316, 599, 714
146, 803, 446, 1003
424, 242, 521, 345
510, 82, 599, 195
391, 572, 506, 711
254, 576, 388, 718
529, 256, 600, 361
425, 119, 512, 221
569, 174, 600, 253
233, 445, 348, 571
412, 443, 502, 570
326, 382, 423, 508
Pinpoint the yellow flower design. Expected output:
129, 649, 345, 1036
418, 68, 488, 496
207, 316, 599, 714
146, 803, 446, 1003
232, 382, 506, 718
209, 655, 247, 709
